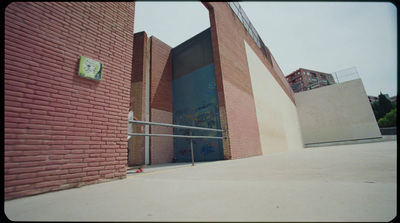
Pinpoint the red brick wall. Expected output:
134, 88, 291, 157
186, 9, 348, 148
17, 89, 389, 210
149, 37, 174, 164
132, 32, 148, 84
150, 37, 173, 113
129, 32, 148, 166
4, 2, 135, 200
205, 2, 297, 159
205, 2, 269, 159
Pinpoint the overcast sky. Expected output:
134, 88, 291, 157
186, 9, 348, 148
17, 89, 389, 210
134, 1, 397, 97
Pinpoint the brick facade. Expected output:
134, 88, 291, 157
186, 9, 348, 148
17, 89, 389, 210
4, 2, 135, 200
205, 2, 262, 159
129, 34, 174, 165
129, 32, 148, 166
150, 37, 173, 113
149, 37, 173, 164
4, 2, 299, 200
203, 2, 296, 159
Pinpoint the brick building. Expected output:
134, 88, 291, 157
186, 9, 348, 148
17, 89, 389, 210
5, 2, 380, 200
286, 68, 336, 93
5, 2, 135, 199
127, 2, 299, 167
368, 95, 379, 104
5, 2, 298, 199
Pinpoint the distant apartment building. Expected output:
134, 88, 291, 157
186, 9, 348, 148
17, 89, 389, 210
390, 96, 397, 105
368, 94, 397, 105
368, 95, 379, 103
286, 68, 336, 93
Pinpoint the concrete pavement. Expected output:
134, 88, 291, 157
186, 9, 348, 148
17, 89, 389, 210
4, 141, 397, 222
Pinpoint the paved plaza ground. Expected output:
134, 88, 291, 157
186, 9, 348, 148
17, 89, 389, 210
5, 140, 397, 222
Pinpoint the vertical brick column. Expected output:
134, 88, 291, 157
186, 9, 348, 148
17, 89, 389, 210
130, 32, 148, 166
149, 37, 173, 164
206, 5, 232, 160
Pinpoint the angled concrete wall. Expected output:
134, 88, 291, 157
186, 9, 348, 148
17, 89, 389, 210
295, 79, 382, 144
244, 41, 304, 154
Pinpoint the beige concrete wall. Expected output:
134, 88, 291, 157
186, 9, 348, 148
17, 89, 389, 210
244, 41, 304, 155
295, 79, 381, 144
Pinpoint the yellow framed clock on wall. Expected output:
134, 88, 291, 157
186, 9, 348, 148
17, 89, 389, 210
78, 56, 103, 81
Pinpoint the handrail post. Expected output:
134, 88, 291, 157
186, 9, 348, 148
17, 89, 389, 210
190, 129, 194, 166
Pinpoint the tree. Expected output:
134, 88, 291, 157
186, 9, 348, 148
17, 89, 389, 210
371, 101, 380, 120
378, 108, 397, 127
374, 92, 394, 121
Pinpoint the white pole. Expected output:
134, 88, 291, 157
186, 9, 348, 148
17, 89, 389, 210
144, 38, 151, 165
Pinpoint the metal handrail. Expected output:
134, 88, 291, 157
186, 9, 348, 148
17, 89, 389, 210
128, 120, 226, 166
129, 120, 225, 132
128, 133, 224, 140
